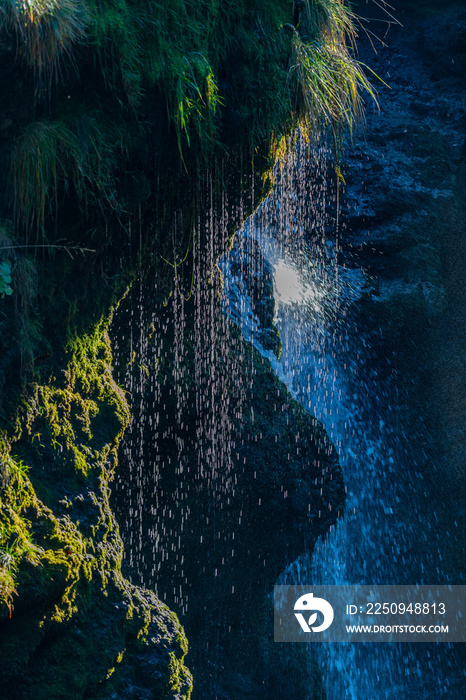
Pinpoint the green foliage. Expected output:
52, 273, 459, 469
302, 0, 357, 41
11, 116, 121, 232
168, 52, 223, 160
3, 0, 377, 234
0, 313, 191, 697
0, 0, 87, 84
86, 0, 145, 107
5, 0, 373, 162
290, 0, 376, 153
87, 0, 225, 154
0, 261, 13, 297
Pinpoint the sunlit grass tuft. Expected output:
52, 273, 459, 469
0, 0, 87, 84
289, 0, 377, 153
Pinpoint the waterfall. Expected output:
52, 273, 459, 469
114, 162, 344, 697
221, 140, 464, 699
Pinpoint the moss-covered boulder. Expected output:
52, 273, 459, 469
0, 320, 191, 698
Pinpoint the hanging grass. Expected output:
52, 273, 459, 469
289, 0, 377, 154
166, 52, 223, 161
1, 0, 377, 155
4, 0, 378, 232
0, 0, 87, 85
86, 0, 147, 108
291, 31, 375, 145
301, 0, 358, 45
11, 116, 121, 232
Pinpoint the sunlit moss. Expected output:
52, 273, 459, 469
0, 318, 128, 611
0, 2, 366, 695
0, 451, 41, 613
0, 307, 193, 696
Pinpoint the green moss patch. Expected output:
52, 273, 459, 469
0, 314, 190, 699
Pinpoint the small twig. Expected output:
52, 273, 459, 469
0, 244, 96, 258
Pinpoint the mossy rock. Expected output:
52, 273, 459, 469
0, 318, 191, 699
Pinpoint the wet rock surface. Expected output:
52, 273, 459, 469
1, 1, 464, 698
340, 12, 464, 308
0, 328, 192, 700
336, 0, 465, 588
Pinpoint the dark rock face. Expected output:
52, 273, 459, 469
421, 7, 466, 78
335, 4, 464, 320
335, 2, 466, 584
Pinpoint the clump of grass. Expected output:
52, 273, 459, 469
0, 0, 87, 85
289, 0, 377, 152
89, 2, 223, 152
86, 0, 146, 108
11, 115, 121, 232
167, 52, 223, 161
301, 0, 357, 44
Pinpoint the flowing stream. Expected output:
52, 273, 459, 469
221, 142, 464, 699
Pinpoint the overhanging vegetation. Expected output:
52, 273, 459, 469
1, 0, 374, 233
